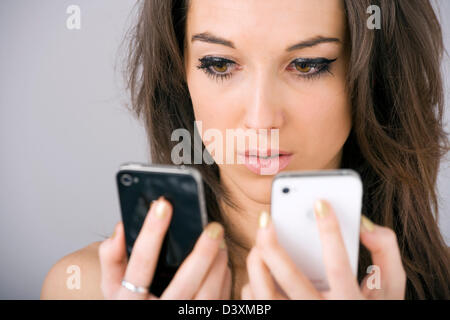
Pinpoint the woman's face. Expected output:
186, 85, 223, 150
184, 0, 351, 204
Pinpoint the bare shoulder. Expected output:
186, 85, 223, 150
40, 241, 104, 299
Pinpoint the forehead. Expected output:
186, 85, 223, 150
185, 0, 347, 50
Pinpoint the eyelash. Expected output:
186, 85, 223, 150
196, 56, 336, 82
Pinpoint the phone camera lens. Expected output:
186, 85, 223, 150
282, 187, 290, 194
120, 174, 133, 186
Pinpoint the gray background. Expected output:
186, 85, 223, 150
0, 0, 449, 299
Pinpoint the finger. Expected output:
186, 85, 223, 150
220, 266, 232, 300
241, 283, 253, 300
247, 247, 289, 300
160, 222, 224, 300
256, 211, 321, 299
359, 215, 406, 299
246, 247, 278, 299
119, 196, 172, 299
194, 242, 229, 300
313, 200, 361, 298
358, 271, 384, 300
98, 221, 128, 299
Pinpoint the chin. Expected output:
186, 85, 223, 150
236, 166, 276, 204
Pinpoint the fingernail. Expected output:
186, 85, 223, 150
259, 211, 270, 228
155, 197, 169, 219
110, 223, 119, 239
361, 215, 375, 232
205, 222, 223, 240
219, 239, 227, 250
314, 200, 329, 219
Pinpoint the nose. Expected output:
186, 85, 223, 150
243, 74, 284, 131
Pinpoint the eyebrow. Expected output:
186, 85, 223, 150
191, 32, 341, 51
191, 32, 236, 48
286, 36, 341, 51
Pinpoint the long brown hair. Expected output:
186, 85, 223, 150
123, 0, 450, 299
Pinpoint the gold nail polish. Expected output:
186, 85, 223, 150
155, 198, 168, 219
205, 222, 223, 239
314, 200, 329, 219
259, 211, 270, 228
219, 239, 227, 249
110, 223, 119, 239
361, 215, 375, 232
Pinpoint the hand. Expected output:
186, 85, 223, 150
98, 196, 231, 299
241, 200, 406, 300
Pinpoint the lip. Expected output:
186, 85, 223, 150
237, 149, 293, 175
239, 149, 292, 157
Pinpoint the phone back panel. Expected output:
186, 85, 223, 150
116, 164, 207, 296
271, 170, 362, 291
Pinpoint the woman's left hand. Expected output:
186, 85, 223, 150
241, 200, 406, 300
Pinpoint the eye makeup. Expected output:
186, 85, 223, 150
196, 56, 236, 82
196, 55, 337, 82
289, 57, 337, 80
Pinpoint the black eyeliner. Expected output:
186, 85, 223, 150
291, 57, 337, 80
197, 56, 234, 66
196, 56, 234, 82
293, 57, 337, 64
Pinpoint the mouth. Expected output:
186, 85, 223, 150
242, 149, 292, 157
238, 149, 294, 175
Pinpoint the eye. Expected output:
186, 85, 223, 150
212, 62, 228, 73
295, 62, 312, 73
289, 57, 337, 79
197, 56, 236, 82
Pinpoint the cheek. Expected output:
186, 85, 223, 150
191, 96, 237, 137
287, 80, 351, 164
188, 77, 240, 164
188, 75, 239, 132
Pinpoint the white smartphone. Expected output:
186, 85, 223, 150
271, 169, 363, 291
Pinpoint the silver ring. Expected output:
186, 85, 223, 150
121, 279, 149, 294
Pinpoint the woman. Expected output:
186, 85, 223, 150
41, 0, 450, 299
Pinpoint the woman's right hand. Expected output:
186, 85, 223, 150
98, 196, 231, 299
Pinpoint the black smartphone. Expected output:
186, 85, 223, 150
116, 162, 208, 297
